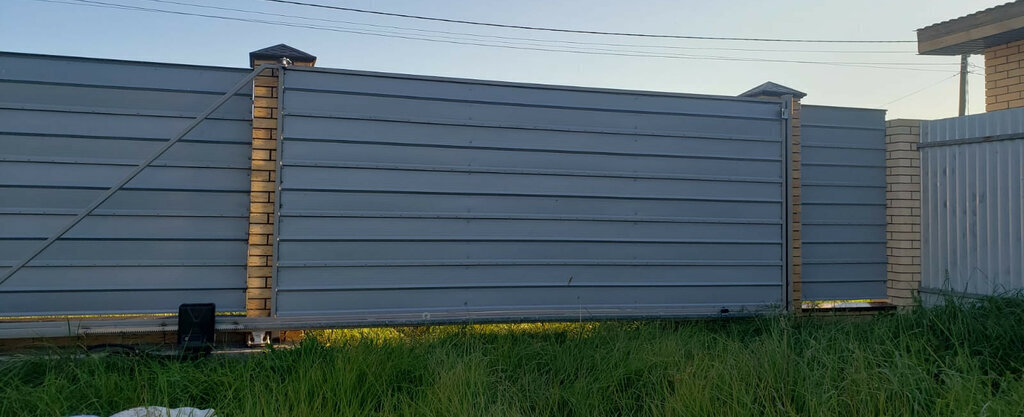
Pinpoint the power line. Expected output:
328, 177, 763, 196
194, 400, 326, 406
142, 0, 918, 54
132, 0, 953, 67
37, 0, 952, 73
263, 0, 917, 44
51, 0, 956, 71
878, 72, 961, 107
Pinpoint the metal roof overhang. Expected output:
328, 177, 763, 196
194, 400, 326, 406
917, 2, 1024, 55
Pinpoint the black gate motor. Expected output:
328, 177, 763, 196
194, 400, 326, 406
178, 303, 216, 354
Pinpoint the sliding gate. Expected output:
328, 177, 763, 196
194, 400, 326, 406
273, 66, 791, 320
0, 53, 252, 317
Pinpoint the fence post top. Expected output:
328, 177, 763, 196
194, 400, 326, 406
739, 81, 806, 100
249, 44, 317, 68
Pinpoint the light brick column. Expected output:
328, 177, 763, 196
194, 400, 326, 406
985, 40, 1024, 111
789, 99, 802, 308
738, 82, 805, 310
885, 119, 922, 306
245, 65, 278, 317
246, 45, 316, 318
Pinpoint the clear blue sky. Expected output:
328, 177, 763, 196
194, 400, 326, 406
1, 0, 1005, 120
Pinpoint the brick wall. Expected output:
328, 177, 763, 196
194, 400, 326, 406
884, 119, 922, 306
985, 40, 1024, 111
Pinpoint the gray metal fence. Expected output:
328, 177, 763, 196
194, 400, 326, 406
800, 105, 887, 301
0, 53, 252, 316
921, 109, 1024, 300
0, 51, 901, 326
273, 66, 790, 320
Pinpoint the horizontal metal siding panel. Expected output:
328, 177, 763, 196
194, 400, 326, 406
1, 135, 251, 168
284, 69, 782, 119
800, 205, 885, 224
802, 224, 886, 241
803, 185, 885, 204
283, 140, 783, 180
801, 147, 884, 166
283, 93, 781, 140
0, 215, 248, 239
0, 109, 250, 143
802, 242, 885, 261
282, 166, 782, 200
279, 191, 782, 222
802, 165, 884, 185
0, 55, 249, 316
0, 53, 250, 93
802, 263, 886, 282
276, 265, 782, 290
0, 266, 247, 314
276, 286, 780, 317
1, 266, 245, 291
800, 105, 886, 301
0, 82, 250, 119
0, 241, 247, 266
0, 162, 249, 191
921, 136, 1024, 297
278, 241, 781, 264
799, 126, 884, 149
0, 290, 244, 317
280, 218, 781, 242
283, 117, 783, 158
0, 188, 247, 216
799, 106, 886, 130
277, 68, 786, 319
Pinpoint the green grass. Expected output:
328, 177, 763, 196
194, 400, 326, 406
2, 298, 1024, 417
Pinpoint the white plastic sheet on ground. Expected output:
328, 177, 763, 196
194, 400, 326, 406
70, 406, 215, 417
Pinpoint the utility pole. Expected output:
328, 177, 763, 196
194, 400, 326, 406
959, 54, 968, 116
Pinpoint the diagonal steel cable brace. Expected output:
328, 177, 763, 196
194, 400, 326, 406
0, 63, 278, 287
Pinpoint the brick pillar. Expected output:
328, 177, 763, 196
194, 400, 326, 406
789, 98, 802, 308
738, 82, 805, 310
885, 119, 922, 306
245, 65, 277, 318
985, 40, 1024, 111
246, 45, 316, 318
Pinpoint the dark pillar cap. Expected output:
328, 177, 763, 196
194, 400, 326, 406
739, 81, 806, 99
249, 44, 317, 67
